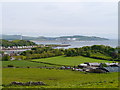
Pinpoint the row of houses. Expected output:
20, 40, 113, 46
1, 45, 39, 50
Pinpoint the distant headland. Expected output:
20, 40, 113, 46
1, 34, 109, 41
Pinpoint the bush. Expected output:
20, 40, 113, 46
7, 65, 14, 67
102, 63, 108, 67
2, 55, 10, 61
13, 55, 26, 60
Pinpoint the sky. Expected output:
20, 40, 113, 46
0, 2, 118, 39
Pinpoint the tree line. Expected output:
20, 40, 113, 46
64, 45, 119, 60
2, 45, 120, 61
20, 47, 64, 59
1, 39, 37, 47
20, 45, 119, 61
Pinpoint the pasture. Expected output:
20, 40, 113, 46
2, 56, 114, 68
2, 68, 118, 88
2, 60, 53, 67
2, 56, 118, 88
32, 56, 114, 66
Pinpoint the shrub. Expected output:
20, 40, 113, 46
2, 55, 10, 61
102, 63, 108, 67
7, 65, 14, 67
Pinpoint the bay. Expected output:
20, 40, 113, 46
33, 39, 118, 49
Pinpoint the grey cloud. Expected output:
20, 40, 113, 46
1, 2, 118, 39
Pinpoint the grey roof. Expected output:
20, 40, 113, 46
103, 67, 119, 72
88, 63, 100, 66
105, 63, 119, 66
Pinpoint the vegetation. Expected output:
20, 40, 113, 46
2, 54, 10, 61
2, 68, 118, 88
2, 44, 119, 63
2, 60, 53, 67
32, 56, 114, 66
1, 40, 119, 89
64, 45, 119, 61
2, 45, 119, 88
21, 47, 64, 59
2, 56, 114, 68
1, 39, 37, 47
13, 55, 26, 60
20, 45, 119, 61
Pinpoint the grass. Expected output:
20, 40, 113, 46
90, 52, 112, 60
2, 68, 118, 88
32, 56, 114, 66
2, 56, 114, 67
2, 56, 118, 88
2, 60, 54, 67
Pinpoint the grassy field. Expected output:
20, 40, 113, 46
32, 56, 114, 66
2, 56, 114, 67
2, 56, 118, 88
2, 68, 118, 88
2, 60, 54, 67
90, 52, 112, 60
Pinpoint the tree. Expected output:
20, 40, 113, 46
13, 55, 26, 60
85, 51, 91, 57
2, 54, 10, 61
2, 39, 37, 47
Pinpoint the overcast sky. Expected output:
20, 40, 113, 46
1, 2, 118, 39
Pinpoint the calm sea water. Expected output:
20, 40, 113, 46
33, 39, 118, 49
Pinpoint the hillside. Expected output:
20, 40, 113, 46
32, 56, 113, 66
1, 34, 109, 41
1, 35, 36, 40
58, 35, 108, 41
1, 39, 37, 47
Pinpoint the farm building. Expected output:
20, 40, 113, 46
84, 67, 119, 73
82, 62, 119, 67
84, 62, 102, 67
78, 64, 88, 68
10, 57, 16, 61
101, 67, 119, 72
105, 63, 119, 67
77, 62, 119, 73
72, 68, 83, 71
85, 67, 106, 73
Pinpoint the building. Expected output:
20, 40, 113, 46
101, 67, 119, 72
84, 67, 119, 73
84, 62, 102, 67
78, 64, 88, 68
10, 57, 16, 61
77, 62, 120, 73
105, 63, 119, 67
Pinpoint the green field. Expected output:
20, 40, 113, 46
2, 56, 118, 88
90, 52, 112, 60
32, 56, 114, 66
2, 60, 53, 67
2, 56, 114, 67
2, 68, 118, 88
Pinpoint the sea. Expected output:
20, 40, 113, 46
33, 39, 118, 49
3, 39, 118, 54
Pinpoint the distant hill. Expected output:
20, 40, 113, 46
57, 35, 109, 41
1, 35, 36, 40
0, 34, 109, 41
